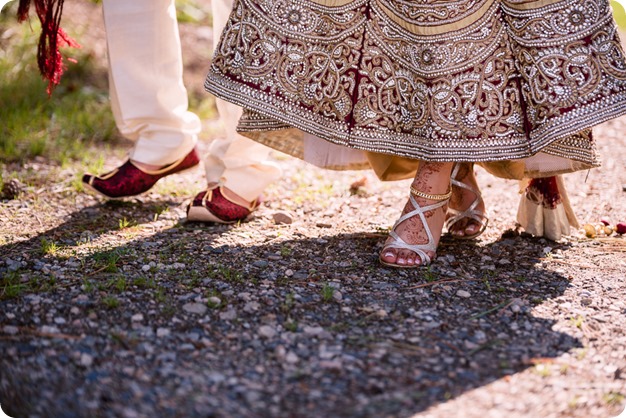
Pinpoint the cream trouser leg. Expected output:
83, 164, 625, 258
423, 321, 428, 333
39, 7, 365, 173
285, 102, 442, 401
205, 0, 282, 201
103, 0, 200, 166
103, 0, 281, 200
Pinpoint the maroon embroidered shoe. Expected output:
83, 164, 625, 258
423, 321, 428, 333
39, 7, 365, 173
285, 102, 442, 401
186, 186, 260, 224
82, 148, 200, 199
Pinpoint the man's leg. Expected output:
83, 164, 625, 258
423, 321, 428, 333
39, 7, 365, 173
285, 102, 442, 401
83, 0, 201, 198
104, 0, 200, 165
186, 0, 281, 221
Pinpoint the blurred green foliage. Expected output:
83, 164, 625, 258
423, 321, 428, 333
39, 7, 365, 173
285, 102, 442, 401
0, 2, 118, 164
611, 1, 626, 30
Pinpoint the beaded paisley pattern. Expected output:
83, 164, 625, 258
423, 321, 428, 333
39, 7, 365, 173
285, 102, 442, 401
205, 0, 626, 164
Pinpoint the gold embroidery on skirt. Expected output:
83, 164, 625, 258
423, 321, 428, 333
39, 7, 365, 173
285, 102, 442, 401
205, 0, 626, 176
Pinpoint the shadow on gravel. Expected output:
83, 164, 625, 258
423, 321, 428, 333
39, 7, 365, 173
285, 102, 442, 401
1, 218, 581, 417
1, 198, 190, 253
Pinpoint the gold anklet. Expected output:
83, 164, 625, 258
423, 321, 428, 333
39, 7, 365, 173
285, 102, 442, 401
409, 185, 452, 201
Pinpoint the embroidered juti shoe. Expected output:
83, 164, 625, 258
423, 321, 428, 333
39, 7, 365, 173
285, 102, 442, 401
186, 185, 260, 224
82, 148, 200, 199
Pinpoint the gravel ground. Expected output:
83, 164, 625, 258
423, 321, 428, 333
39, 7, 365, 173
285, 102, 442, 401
1, 119, 625, 418
1, 3, 625, 417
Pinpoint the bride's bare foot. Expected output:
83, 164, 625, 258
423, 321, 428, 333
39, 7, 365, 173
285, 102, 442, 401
380, 162, 453, 268
446, 163, 488, 239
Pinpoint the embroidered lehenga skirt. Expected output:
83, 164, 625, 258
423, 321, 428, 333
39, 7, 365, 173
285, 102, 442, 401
205, 0, 626, 180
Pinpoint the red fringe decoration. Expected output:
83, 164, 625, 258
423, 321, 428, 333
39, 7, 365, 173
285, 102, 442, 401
17, 0, 80, 95
527, 176, 561, 209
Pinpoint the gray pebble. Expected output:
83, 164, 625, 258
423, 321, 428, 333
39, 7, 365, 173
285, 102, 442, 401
156, 328, 171, 338
258, 325, 277, 339
182, 303, 208, 315
80, 353, 94, 367
3, 325, 19, 335
272, 211, 293, 225
131, 314, 144, 322
219, 308, 237, 321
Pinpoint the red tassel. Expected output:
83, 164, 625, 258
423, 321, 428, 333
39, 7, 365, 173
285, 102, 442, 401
17, 0, 80, 95
526, 177, 561, 209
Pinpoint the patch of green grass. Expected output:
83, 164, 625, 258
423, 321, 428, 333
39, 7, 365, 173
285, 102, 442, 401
602, 391, 625, 406
275, 276, 291, 286
118, 217, 137, 230
570, 315, 584, 329
184, 272, 202, 288
153, 204, 170, 221
154, 287, 168, 304
533, 363, 552, 378
0, 11, 119, 164
321, 283, 335, 303
176, 0, 211, 24
71, 173, 86, 193
109, 276, 127, 293
40, 237, 60, 255
133, 276, 156, 289
280, 246, 292, 257
101, 295, 120, 309
82, 279, 95, 294
0, 270, 28, 300
86, 154, 106, 174
281, 292, 296, 313
422, 266, 438, 282
161, 303, 176, 318
284, 320, 298, 332
71, 154, 107, 194
91, 249, 124, 273
567, 396, 580, 409
189, 93, 216, 121
45, 275, 57, 292
205, 288, 225, 309
1, 269, 59, 300
153, 177, 198, 198
216, 265, 244, 284
289, 171, 337, 206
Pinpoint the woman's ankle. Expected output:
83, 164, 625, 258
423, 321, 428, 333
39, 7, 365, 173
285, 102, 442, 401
410, 162, 454, 195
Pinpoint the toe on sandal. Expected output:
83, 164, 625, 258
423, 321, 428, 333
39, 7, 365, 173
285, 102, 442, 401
445, 163, 489, 240
379, 191, 450, 269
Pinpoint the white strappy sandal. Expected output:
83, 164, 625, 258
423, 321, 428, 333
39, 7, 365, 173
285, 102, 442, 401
379, 187, 451, 268
445, 163, 489, 240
